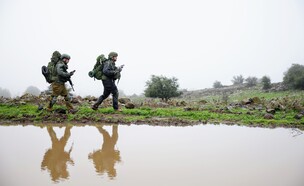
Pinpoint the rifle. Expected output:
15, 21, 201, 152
69, 79, 74, 91
69, 70, 76, 91
117, 65, 125, 85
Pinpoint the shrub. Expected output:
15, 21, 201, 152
232, 75, 244, 85
245, 76, 258, 87
144, 75, 182, 101
283, 64, 304, 90
261, 76, 271, 90
213, 81, 223, 88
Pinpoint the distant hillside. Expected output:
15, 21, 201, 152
180, 82, 286, 100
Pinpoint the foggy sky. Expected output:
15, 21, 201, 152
0, 0, 303, 97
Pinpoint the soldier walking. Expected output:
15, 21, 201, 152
47, 54, 77, 114
92, 52, 123, 111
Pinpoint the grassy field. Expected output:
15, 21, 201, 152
0, 89, 303, 129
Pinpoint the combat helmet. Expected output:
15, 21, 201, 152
61, 54, 71, 60
108, 52, 118, 59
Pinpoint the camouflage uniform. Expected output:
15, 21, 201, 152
47, 54, 75, 112
92, 52, 122, 111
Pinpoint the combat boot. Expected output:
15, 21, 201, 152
46, 102, 53, 112
46, 107, 53, 112
91, 96, 103, 110
46, 96, 56, 112
91, 104, 99, 110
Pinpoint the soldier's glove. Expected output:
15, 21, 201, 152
117, 67, 123, 72
117, 65, 125, 72
70, 70, 76, 76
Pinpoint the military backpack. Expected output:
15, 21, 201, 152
42, 51, 61, 84
88, 54, 107, 80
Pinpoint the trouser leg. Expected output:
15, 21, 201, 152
47, 95, 57, 111
59, 84, 73, 111
92, 95, 104, 109
92, 80, 111, 109
112, 84, 119, 110
47, 83, 60, 111
64, 96, 73, 110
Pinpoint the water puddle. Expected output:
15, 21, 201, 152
0, 124, 303, 186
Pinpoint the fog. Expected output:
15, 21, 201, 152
0, 0, 303, 97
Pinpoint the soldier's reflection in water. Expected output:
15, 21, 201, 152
88, 125, 121, 179
41, 126, 74, 182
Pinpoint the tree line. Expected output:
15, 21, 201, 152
1, 64, 304, 100
213, 63, 304, 90
145, 63, 304, 101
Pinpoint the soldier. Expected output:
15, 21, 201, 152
92, 52, 123, 111
47, 54, 77, 114
88, 125, 121, 179
41, 126, 74, 182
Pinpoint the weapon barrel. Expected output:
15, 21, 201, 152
69, 79, 75, 91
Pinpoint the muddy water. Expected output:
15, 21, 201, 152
0, 124, 303, 186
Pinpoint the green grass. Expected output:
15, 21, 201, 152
0, 104, 303, 128
228, 89, 304, 101
0, 89, 304, 129
0, 104, 38, 120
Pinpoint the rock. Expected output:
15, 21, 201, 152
184, 107, 192, 111
241, 98, 253, 105
54, 108, 66, 114
174, 100, 187, 106
19, 101, 26, 105
268, 100, 285, 111
19, 93, 38, 103
294, 114, 303, 120
252, 97, 261, 104
37, 104, 44, 111
277, 104, 286, 111
198, 100, 207, 104
125, 102, 135, 109
264, 113, 274, 119
157, 102, 169, 107
71, 97, 80, 104
224, 106, 234, 112
180, 101, 187, 106
266, 109, 276, 115
293, 103, 304, 111
256, 105, 264, 111
84, 96, 97, 102
119, 97, 131, 104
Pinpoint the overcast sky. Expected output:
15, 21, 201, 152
0, 0, 303, 97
